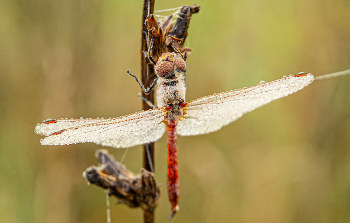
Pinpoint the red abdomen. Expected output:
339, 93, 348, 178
166, 120, 179, 218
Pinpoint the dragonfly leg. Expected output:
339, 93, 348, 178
137, 93, 157, 109
127, 69, 158, 94
166, 35, 186, 60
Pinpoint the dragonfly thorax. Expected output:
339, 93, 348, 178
164, 99, 186, 121
155, 52, 187, 118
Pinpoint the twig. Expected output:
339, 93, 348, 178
141, 1, 156, 222
139, 2, 200, 221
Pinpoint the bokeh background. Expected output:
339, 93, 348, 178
1, 0, 349, 222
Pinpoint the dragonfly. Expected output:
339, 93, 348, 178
35, 51, 315, 218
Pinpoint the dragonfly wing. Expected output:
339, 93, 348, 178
35, 108, 166, 148
177, 74, 314, 136
35, 118, 112, 136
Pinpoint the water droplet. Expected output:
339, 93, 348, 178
260, 80, 265, 84
283, 75, 287, 78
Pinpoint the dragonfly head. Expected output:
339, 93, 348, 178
155, 52, 186, 79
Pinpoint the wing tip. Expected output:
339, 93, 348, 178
292, 72, 314, 81
293, 72, 309, 77
34, 119, 58, 136
34, 123, 44, 135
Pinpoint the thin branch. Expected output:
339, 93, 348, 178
141, 1, 156, 222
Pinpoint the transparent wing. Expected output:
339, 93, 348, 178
177, 74, 314, 136
35, 118, 113, 136
35, 108, 166, 148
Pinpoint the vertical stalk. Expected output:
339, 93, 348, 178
140, 1, 155, 223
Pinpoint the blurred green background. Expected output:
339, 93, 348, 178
1, 0, 349, 222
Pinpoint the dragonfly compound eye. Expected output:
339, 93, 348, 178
155, 61, 174, 77
174, 57, 186, 71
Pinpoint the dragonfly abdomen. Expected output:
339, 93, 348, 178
166, 119, 179, 219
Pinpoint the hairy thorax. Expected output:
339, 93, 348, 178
157, 73, 186, 122
154, 52, 187, 122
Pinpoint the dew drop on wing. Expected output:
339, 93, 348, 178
260, 80, 265, 84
